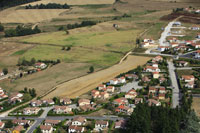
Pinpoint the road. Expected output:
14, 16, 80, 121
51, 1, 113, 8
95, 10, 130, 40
168, 61, 180, 108
176, 67, 200, 70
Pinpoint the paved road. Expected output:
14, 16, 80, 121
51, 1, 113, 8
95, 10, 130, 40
176, 67, 200, 70
120, 81, 143, 92
168, 61, 180, 108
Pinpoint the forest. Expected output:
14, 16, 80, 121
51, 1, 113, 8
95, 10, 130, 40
25, 3, 70, 9
0, 0, 39, 9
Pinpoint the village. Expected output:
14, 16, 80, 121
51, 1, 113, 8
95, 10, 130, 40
0, 1, 199, 132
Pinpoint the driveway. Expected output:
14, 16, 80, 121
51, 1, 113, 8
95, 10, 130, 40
120, 81, 143, 92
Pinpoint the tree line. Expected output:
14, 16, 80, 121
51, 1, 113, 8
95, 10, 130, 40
0, 0, 39, 9
66, 21, 97, 30
25, 3, 70, 9
5, 25, 41, 37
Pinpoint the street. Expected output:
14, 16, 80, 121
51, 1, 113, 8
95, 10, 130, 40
168, 61, 180, 108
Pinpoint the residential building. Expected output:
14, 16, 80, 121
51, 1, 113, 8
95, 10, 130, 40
44, 119, 61, 126
53, 106, 72, 114
95, 120, 109, 131
23, 107, 41, 115
68, 125, 85, 133
125, 89, 137, 99
30, 100, 42, 107
181, 75, 195, 82
78, 99, 90, 106
12, 119, 30, 126
60, 98, 72, 105
71, 116, 87, 126
40, 125, 53, 133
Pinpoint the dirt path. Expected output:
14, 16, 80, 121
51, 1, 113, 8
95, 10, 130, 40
43, 55, 151, 99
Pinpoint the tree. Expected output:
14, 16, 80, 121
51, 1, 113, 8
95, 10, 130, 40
89, 66, 94, 73
62, 46, 65, 50
0, 23, 4, 31
136, 38, 140, 45
66, 46, 71, 51
5, 120, 13, 128
2, 68, 8, 75
31, 58, 36, 65
66, 30, 69, 35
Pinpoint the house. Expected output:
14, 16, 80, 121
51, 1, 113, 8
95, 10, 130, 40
159, 77, 166, 83
35, 62, 47, 69
170, 43, 179, 48
141, 42, 149, 48
181, 75, 195, 82
152, 63, 158, 68
185, 81, 194, 89
191, 26, 200, 30
113, 97, 128, 106
44, 119, 61, 126
159, 87, 166, 94
115, 105, 133, 114
13, 125, 24, 133
98, 84, 106, 90
71, 116, 87, 126
197, 33, 200, 39
0, 121, 5, 129
118, 77, 126, 84
9, 93, 23, 104
173, 21, 181, 26
42, 99, 55, 106
53, 106, 72, 114
40, 125, 53, 133
23, 107, 41, 115
79, 104, 94, 112
152, 56, 163, 62
12, 119, 30, 126
30, 100, 42, 107
149, 87, 156, 93
60, 98, 72, 105
168, 37, 177, 43
134, 98, 143, 104
177, 61, 188, 67
142, 76, 150, 82
91, 90, 101, 98
194, 50, 200, 59
144, 66, 160, 72
110, 79, 119, 85
195, 9, 200, 14
125, 74, 138, 80
153, 72, 160, 79
95, 120, 109, 131
106, 86, 115, 93
191, 43, 200, 49
147, 99, 161, 106
68, 125, 85, 133
78, 99, 90, 106
100, 92, 109, 99
158, 46, 170, 52
158, 93, 165, 100
115, 120, 126, 129
125, 89, 137, 99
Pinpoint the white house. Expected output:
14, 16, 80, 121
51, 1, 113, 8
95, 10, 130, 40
68, 126, 84, 133
185, 81, 194, 89
23, 107, 41, 115
53, 106, 72, 114
194, 50, 200, 59
95, 120, 109, 131
0, 121, 5, 129
181, 75, 195, 82
118, 77, 126, 84
71, 116, 87, 126
110, 79, 118, 85
106, 86, 115, 93
40, 125, 53, 133
125, 89, 137, 99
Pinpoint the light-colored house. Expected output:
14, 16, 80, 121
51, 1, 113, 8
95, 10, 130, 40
78, 99, 90, 106
134, 98, 143, 104
149, 87, 156, 93
12, 119, 30, 126
23, 107, 41, 115
40, 125, 53, 133
181, 75, 195, 82
159, 87, 166, 94
158, 93, 165, 100
91, 90, 101, 98
60, 98, 72, 105
30, 100, 42, 107
106, 86, 115, 93
125, 89, 137, 99
42, 99, 55, 106
95, 120, 109, 131
185, 81, 194, 89
152, 56, 163, 63
125, 74, 138, 80
141, 42, 149, 48
147, 99, 161, 106
115, 105, 133, 114
177, 61, 188, 67
144, 66, 160, 72
158, 46, 170, 52
53, 106, 72, 114
110, 79, 118, 85
9, 93, 23, 104
0, 121, 5, 129
71, 116, 87, 126
197, 33, 200, 39
170, 43, 179, 48
68, 125, 85, 133
98, 84, 106, 90
153, 72, 160, 79
100, 92, 109, 99
118, 77, 126, 84
191, 43, 200, 49
45, 119, 61, 126
35, 62, 47, 69
194, 50, 200, 59
113, 97, 128, 106
115, 120, 126, 129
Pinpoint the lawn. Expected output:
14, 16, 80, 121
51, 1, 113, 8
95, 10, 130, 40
21, 45, 123, 67
22, 30, 140, 53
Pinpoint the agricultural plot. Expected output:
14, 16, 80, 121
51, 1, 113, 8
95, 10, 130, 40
22, 30, 139, 53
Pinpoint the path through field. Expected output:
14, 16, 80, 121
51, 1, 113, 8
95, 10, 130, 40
43, 55, 151, 99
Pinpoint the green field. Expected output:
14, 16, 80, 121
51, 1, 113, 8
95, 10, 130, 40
21, 45, 123, 68
22, 30, 139, 53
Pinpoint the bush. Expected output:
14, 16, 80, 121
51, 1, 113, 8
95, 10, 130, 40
0, 23, 4, 31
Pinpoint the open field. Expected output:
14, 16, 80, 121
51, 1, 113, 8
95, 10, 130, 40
22, 29, 140, 53
192, 97, 200, 117
22, 0, 115, 6
0, 62, 92, 95
43, 55, 151, 99
20, 45, 123, 67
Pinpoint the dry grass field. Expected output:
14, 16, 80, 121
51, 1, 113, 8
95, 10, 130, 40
192, 97, 200, 117
43, 55, 151, 99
